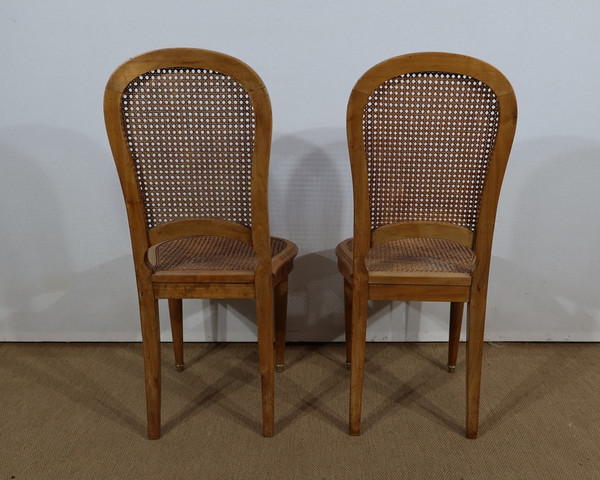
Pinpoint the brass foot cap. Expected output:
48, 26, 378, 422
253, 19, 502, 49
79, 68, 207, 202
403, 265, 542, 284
447, 365, 456, 374
176, 363, 185, 372
275, 364, 285, 373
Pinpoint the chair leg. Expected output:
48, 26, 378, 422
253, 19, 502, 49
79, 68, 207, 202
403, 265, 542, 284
466, 296, 486, 439
139, 292, 162, 440
256, 280, 275, 437
349, 284, 368, 436
344, 279, 352, 369
168, 299, 184, 372
447, 302, 464, 373
274, 278, 288, 372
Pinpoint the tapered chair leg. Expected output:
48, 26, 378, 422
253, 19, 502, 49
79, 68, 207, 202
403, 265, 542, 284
139, 293, 162, 440
466, 296, 486, 439
274, 278, 288, 373
344, 279, 353, 369
168, 299, 184, 372
256, 281, 275, 437
447, 302, 464, 373
349, 284, 368, 436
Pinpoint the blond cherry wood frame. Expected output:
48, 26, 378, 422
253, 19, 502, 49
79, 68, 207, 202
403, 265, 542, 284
338, 52, 517, 438
104, 48, 297, 439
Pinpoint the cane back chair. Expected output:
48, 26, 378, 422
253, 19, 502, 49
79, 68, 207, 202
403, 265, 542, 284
336, 52, 517, 438
104, 48, 297, 439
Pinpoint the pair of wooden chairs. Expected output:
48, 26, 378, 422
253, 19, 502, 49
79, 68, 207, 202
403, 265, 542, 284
104, 49, 517, 440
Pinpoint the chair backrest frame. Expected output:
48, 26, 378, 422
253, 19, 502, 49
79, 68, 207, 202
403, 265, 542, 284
347, 52, 517, 287
104, 48, 274, 277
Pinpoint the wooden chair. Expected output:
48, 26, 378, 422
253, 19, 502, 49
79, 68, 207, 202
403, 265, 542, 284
336, 52, 517, 438
104, 48, 297, 439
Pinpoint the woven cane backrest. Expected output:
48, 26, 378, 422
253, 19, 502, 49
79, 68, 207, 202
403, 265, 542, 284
363, 72, 500, 233
121, 67, 255, 229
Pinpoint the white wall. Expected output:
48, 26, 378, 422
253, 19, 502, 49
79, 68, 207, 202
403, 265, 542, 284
1, 0, 599, 342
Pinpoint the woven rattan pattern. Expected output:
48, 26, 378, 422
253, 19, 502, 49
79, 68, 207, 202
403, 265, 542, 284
341, 238, 475, 274
122, 68, 255, 229
364, 72, 500, 232
152, 236, 288, 272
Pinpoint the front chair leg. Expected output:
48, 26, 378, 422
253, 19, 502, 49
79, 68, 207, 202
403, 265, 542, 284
139, 292, 162, 440
466, 296, 486, 439
256, 280, 275, 437
168, 298, 184, 372
274, 278, 288, 372
344, 279, 353, 369
349, 283, 368, 436
447, 302, 464, 373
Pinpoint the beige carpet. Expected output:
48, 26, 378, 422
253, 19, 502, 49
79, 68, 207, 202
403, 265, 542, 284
1, 342, 599, 479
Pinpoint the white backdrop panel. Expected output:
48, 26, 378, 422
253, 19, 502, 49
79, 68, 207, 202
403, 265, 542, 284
1, 0, 599, 341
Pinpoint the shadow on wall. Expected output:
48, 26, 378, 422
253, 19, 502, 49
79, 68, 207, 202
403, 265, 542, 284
0, 124, 358, 342
162, 128, 393, 343
371, 136, 600, 342
0, 137, 67, 339
486, 136, 600, 340
270, 130, 353, 341
0, 125, 137, 340
4, 126, 596, 342
269, 129, 352, 250
197, 130, 354, 341
202, 133, 600, 343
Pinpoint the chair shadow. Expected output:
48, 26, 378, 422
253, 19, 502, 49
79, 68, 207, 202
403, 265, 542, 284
10, 344, 148, 437
353, 331, 569, 437
0, 125, 132, 340
357, 344, 456, 435
162, 345, 263, 436
8, 343, 270, 438
495, 137, 600, 338
274, 343, 349, 434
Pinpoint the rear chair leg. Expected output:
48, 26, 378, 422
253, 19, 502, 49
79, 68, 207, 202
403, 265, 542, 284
274, 278, 289, 373
168, 299, 184, 372
447, 302, 464, 373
